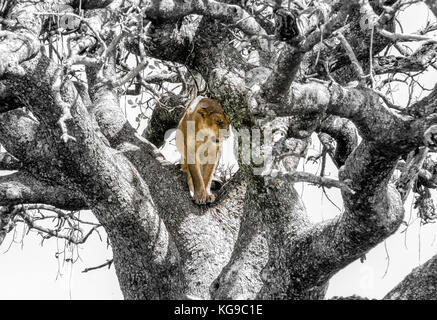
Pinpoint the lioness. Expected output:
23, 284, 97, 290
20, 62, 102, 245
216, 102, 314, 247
176, 96, 230, 204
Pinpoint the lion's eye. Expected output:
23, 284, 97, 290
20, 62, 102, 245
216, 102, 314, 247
217, 121, 223, 126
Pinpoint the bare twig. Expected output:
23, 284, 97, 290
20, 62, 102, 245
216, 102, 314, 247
82, 259, 113, 273
17, 209, 99, 245
21, 204, 100, 227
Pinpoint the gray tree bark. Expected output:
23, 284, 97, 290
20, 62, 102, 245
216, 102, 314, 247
1, 0, 437, 300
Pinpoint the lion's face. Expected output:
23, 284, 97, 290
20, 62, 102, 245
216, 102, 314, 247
196, 100, 230, 145
197, 110, 229, 144
209, 112, 230, 142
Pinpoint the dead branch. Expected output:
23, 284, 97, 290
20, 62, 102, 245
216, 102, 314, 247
82, 259, 113, 273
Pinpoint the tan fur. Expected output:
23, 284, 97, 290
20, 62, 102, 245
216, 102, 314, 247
176, 97, 229, 204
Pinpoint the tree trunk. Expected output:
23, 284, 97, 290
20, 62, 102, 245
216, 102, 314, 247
1, 0, 437, 300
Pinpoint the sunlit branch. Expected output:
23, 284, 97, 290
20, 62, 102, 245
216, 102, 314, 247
266, 170, 355, 194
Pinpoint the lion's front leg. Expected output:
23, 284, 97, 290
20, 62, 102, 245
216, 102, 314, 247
186, 168, 195, 197
188, 163, 207, 204
202, 163, 216, 203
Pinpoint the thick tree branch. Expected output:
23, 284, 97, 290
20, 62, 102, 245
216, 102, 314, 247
405, 83, 437, 117
212, 178, 312, 299
142, 102, 186, 147
318, 115, 359, 167
1, 49, 184, 298
0, 172, 88, 210
357, 0, 436, 46
373, 43, 437, 74
260, 4, 347, 102
1, 0, 435, 302
425, 0, 437, 17
86, 47, 247, 299
396, 147, 429, 201
0, 152, 23, 171
275, 80, 428, 153
212, 137, 312, 299
385, 252, 437, 299
140, 0, 266, 37
0, 0, 47, 77
184, 5, 437, 300
0, 83, 21, 114
259, 141, 404, 298
71, 0, 115, 10
0, 206, 16, 246
267, 170, 354, 194
336, 32, 366, 81
0, 108, 53, 165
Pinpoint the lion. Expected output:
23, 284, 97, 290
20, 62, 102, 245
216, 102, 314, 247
176, 96, 230, 204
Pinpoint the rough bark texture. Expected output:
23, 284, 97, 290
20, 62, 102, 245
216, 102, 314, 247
385, 254, 437, 300
1, 0, 437, 300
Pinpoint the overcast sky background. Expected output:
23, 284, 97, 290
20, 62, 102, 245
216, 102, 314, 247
0, 2, 436, 299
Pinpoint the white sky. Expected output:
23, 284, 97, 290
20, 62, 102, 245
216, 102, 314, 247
1, 2, 437, 300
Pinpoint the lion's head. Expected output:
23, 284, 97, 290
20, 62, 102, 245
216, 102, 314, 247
196, 98, 230, 144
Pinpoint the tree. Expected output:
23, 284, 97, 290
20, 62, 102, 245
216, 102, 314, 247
1, 0, 437, 300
